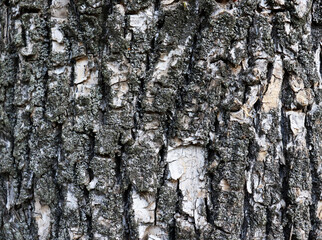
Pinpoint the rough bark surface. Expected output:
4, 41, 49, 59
0, 0, 321, 239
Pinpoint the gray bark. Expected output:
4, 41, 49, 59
0, 0, 321, 239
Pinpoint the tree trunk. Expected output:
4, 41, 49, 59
0, 0, 321, 239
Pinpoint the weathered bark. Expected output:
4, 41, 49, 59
0, 0, 321, 239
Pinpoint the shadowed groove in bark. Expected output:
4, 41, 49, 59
240, 139, 256, 240
115, 137, 125, 185
84, 132, 95, 239
98, 1, 112, 125
43, 4, 51, 120
168, 180, 182, 240
280, 76, 292, 240
52, 123, 64, 239
70, 59, 77, 126
154, 144, 167, 225
205, 139, 215, 228
154, 0, 161, 11
123, 183, 133, 240
240, 184, 250, 240
306, 114, 320, 240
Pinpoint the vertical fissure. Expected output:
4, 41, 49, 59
154, 144, 167, 226
123, 183, 133, 240
240, 139, 255, 240
85, 132, 95, 240
240, 185, 250, 240
52, 123, 64, 239
280, 107, 292, 240
306, 114, 320, 239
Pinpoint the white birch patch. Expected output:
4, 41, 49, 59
51, 0, 69, 19
74, 58, 98, 97
129, 7, 153, 33
132, 190, 156, 239
317, 201, 322, 220
6, 181, 15, 210
152, 45, 185, 80
66, 185, 78, 210
287, 111, 306, 136
166, 146, 206, 220
262, 55, 283, 112
293, 0, 310, 19
34, 198, 51, 240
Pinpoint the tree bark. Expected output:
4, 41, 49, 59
0, 0, 321, 239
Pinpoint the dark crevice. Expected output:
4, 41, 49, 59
146, 52, 150, 71
184, 30, 198, 85
42, 0, 51, 121
253, 99, 261, 131
242, 86, 248, 104
70, 56, 76, 88
270, 8, 286, 13
206, 139, 215, 165
21, 23, 27, 47
98, 0, 114, 125
133, 77, 145, 139
87, 131, 95, 184
123, 15, 128, 39
123, 184, 133, 240
18, 6, 41, 16
138, 77, 145, 121
115, 137, 125, 185
168, 220, 176, 240
240, 187, 250, 240
154, 144, 167, 225
42, 70, 49, 120
177, 7, 208, 111
265, 206, 272, 237
215, 225, 231, 234
306, 115, 320, 240
214, 112, 220, 134
208, 173, 220, 226
205, 197, 212, 224
271, 15, 279, 53
240, 140, 255, 240
6, 7, 11, 45
3, 0, 10, 6
176, 180, 182, 212
194, 223, 200, 240
115, 152, 122, 185
98, 70, 109, 125
164, 111, 174, 138
98, 59, 109, 125
183, 6, 208, 86
70, 59, 76, 126
156, 14, 165, 30
83, 186, 93, 240
261, 61, 274, 99
318, 51, 322, 84
280, 105, 292, 239
169, 180, 183, 240
256, 4, 263, 13
215, 0, 230, 4
88, 132, 95, 161
154, 0, 161, 11
52, 123, 64, 239
105, 0, 115, 16
266, 62, 274, 84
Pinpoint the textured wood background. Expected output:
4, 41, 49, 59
0, 0, 321, 239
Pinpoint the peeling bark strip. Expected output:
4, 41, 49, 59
0, 0, 321, 239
